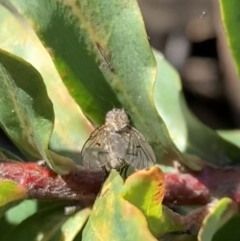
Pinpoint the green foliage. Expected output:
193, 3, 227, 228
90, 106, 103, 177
220, 0, 240, 80
0, 50, 74, 174
213, 214, 240, 241
0, 0, 239, 240
0, 180, 27, 217
83, 170, 158, 241
153, 50, 240, 167
198, 198, 238, 241
121, 167, 183, 236
2, 203, 90, 241
2, 0, 187, 165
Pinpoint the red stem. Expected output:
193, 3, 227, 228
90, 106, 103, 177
0, 160, 239, 206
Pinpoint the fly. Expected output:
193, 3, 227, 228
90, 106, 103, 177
81, 108, 156, 177
96, 42, 114, 72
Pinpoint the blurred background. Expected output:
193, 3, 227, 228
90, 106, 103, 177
138, 0, 240, 130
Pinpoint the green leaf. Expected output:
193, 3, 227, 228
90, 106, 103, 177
2, 204, 90, 241
0, 127, 25, 159
153, 49, 240, 167
55, 208, 91, 241
212, 214, 240, 241
0, 180, 27, 219
0, 216, 15, 240
198, 198, 238, 241
219, 0, 240, 79
0, 200, 37, 240
0, 148, 23, 160
0, 2, 94, 164
122, 166, 184, 237
218, 130, 240, 148
4, 0, 123, 124
0, 50, 74, 174
0, 180, 26, 207
4, 200, 37, 225
4, 0, 190, 166
83, 170, 158, 241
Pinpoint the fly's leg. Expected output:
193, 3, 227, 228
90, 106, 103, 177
101, 165, 109, 179
119, 164, 129, 180
97, 164, 110, 199
98, 151, 111, 179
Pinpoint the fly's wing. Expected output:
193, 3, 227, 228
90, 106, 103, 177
81, 126, 110, 170
124, 128, 156, 170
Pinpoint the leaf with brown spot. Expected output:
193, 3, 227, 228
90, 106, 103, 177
122, 166, 184, 238
82, 170, 158, 241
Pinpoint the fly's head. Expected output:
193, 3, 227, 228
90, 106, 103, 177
105, 108, 129, 132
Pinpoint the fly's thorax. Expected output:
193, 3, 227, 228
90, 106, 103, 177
105, 108, 129, 132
